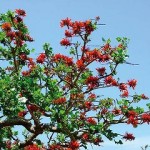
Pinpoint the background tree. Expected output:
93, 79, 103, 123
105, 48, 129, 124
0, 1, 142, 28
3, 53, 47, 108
0, 10, 149, 150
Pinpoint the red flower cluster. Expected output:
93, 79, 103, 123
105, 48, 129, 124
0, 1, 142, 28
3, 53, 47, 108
119, 83, 127, 91
1, 22, 11, 31
82, 133, 89, 141
76, 59, 85, 70
86, 76, 99, 89
49, 144, 62, 150
119, 83, 129, 97
6, 140, 11, 149
87, 117, 97, 125
85, 49, 102, 62
69, 141, 80, 150
65, 30, 73, 37
127, 110, 138, 127
18, 110, 27, 118
27, 57, 36, 70
22, 70, 30, 76
102, 43, 111, 51
84, 101, 92, 110
53, 97, 66, 105
27, 104, 39, 112
24, 144, 42, 150
22, 57, 36, 76
128, 79, 137, 89
53, 54, 73, 66
60, 18, 97, 47
19, 53, 28, 60
141, 113, 150, 124
6, 31, 16, 40
36, 53, 46, 63
121, 90, 129, 97
94, 138, 103, 145
123, 133, 135, 141
100, 108, 108, 115
60, 17, 72, 27
60, 38, 71, 46
15, 9, 26, 16
88, 93, 96, 100
112, 108, 122, 115
71, 20, 94, 34
104, 75, 118, 86
141, 94, 149, 99
96, 67, 106, 76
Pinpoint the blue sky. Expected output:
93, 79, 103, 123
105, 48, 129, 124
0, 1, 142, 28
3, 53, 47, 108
0, 0, 150, 149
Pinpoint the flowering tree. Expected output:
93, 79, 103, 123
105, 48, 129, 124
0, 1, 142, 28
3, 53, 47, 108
0, 9, 149, 150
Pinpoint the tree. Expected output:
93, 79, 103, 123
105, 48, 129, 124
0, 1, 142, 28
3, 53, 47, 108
0, 9, 149, 150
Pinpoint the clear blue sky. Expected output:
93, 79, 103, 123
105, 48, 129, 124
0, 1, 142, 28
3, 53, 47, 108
0, 0, 150, 149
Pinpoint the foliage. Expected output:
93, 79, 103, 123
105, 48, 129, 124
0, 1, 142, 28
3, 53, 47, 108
0, 10, 149, 150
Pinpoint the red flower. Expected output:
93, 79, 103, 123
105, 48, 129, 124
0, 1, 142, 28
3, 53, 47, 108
25, 34, 34, 42
104, 75, 113, 85
6, 140, 11, 149
24, 144, 41, 150
69, 141, 80, 149
141, 113, 150, 124
60, 18, 72, 27
85, 49, 102, 62
100, 108, 108, 115
18, 110, 27, 118
128, 79, 137, 89
80, 112, 86, 120
76, 59, 85, 70
126, 111, 138, 127
53, 97, 66, 105
6, 31, 16, 40
121, 90, 129, 97
36, 53, 46, 63
82, 133, 89, 141
99, 54, 110, 62
27, 57, 36, 70
86, 76, 99, 89
14, 16, 23, 23
27, 104, 39, 112
112, 108, 122, 115
96, 67, 106, 76
65, 30, 73, 37
102, 43, 111, 51
127, 116, 138, 127
19, 53, 28, 60
60, 38, 71, 46
87, 117, 97, 125
1, 22, 11, 31
141, 94, 149, 100
15, 9, 26, 16
127, 110, 137, 118
119, 83, 127, 91
88, 93, 96, 100
84, 20, 94, 34
84, 101, 92, 110
49, 144, 61, 150
94, 138, 103, 145
111, 79, 118, 86
71, 21, 84, 34
22, 70, 30, 76
53, 54, 73, 66
14, 39, 24, 47
123, 133, 135, 141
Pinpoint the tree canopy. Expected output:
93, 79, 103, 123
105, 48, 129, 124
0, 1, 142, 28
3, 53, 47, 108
0, 9, 149, 150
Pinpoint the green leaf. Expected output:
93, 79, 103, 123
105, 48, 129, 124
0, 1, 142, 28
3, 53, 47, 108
102, 37, 105, 42
116, 37, 122, 42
